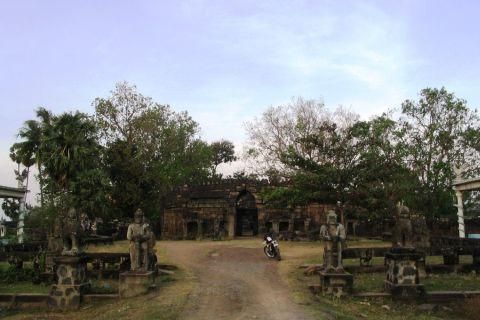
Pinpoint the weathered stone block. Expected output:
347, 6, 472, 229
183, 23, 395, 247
119, 271, 155, 298
384, 247, 425, 298
319, 271, 353, 296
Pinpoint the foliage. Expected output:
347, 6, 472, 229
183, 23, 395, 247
400, 87, 480, 216
227, 170, 259, 181
24, 201, 58, 236
95, 82, 215, 219
210, 140, 237, 172
10, 108, 111, 229
244, 97, 358, 181
10, 107, 53, 206
69, 168, 113, 220
246, 88, 480, 219
1, 199, 20, 222
40, 111, 101, 192
0, 266, 36, 284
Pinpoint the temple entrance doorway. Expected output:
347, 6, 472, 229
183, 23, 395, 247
186, 221, 198, 239
235, 191, 258, 236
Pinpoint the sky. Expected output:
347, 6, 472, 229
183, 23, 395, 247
1, 0, 480, 213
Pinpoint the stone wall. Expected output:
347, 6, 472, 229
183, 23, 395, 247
162, 180, 333, 240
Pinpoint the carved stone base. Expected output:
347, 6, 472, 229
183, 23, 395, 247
319, 271, 353, 296
119, 271, 155, 298
384, 247, 425, 298
48, 255, 89, 310
384, 281, 425, 297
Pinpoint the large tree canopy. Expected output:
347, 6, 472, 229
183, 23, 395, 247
400, 87, 480, 216
246, 88, 480, 219
244, 97, 358, 181
11, 84, 478, 229
94, 82, 216, 218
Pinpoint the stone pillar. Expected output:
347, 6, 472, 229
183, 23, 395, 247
227, 208, 235, 239
384, 247, 425, 298
48, 255, 89, 310
272, 221, 280, 234
197, 219, 203, 240
183, 221, 188, 239
455, 190, 465, 238
17, 196, 26, 243
213, 218, 219, 240
288, 218, 294, 233
305, 218, 311, 233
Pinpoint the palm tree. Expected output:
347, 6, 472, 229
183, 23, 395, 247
10, 107, 53, 206
10, 120, 40, 204
41, 111, 100, 193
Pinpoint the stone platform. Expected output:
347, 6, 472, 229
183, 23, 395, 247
119, 271, 156, 298
48, 255, 89, 309
319, 270, 353, 296
384, 247, 425, 298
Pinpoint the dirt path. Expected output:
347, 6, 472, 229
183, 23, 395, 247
163, 241, 314, 320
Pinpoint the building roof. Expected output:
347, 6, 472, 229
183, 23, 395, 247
0, 185, 27, 199
453, 177, 480, 192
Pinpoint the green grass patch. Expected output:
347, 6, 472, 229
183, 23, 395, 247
0, 281, 50, 294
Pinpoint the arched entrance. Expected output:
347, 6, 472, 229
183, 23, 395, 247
235, 191, 258, 236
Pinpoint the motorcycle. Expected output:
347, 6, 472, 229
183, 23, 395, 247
263, 234, 281, 261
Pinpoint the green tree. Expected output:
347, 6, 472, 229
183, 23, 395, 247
40, 111, 101, 194
401, 87, 480, 216
244, 97, 358, 181
210, 140, 237, 176
1, 199, 20, 222
11, 109, 110, 224
10, 107, 53, 206
95, 82, 214, 219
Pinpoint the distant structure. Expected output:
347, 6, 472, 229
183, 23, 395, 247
0, 185, 28, 243
453, 176, 480, 238
162, 179, 334, 240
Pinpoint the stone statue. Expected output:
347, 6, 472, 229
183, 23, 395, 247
60, 208, 82, 256
127, 209, 153, 272
393, 202, 413, 247
320, 210, 346, 272
144, 223, 157, 272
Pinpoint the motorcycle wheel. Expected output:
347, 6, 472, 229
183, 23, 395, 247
264, 245, 276, 258
276, 248, 282, 261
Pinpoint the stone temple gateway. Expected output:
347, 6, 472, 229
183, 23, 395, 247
162, 180, 333, 240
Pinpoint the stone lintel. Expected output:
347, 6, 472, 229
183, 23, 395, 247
53, 254, 88, 265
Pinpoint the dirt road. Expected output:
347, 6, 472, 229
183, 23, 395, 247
163, 241, 314, 320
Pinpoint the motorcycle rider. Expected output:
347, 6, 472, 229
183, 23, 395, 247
264, 228, 277, 242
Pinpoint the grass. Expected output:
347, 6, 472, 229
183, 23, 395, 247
0, 282, 50, 294
276, 239, 480, 320
2, 238, 480, 319
3, 240, 196, 320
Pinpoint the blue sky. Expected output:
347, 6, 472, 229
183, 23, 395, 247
1, 0, 479, 208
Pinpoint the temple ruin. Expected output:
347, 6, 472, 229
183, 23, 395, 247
161, 180, 334, 240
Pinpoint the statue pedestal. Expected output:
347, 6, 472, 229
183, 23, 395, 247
319, 270, 353, 296
384, 247, 425, 298
48, 255, 89, 310
119, 271, 155, 298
